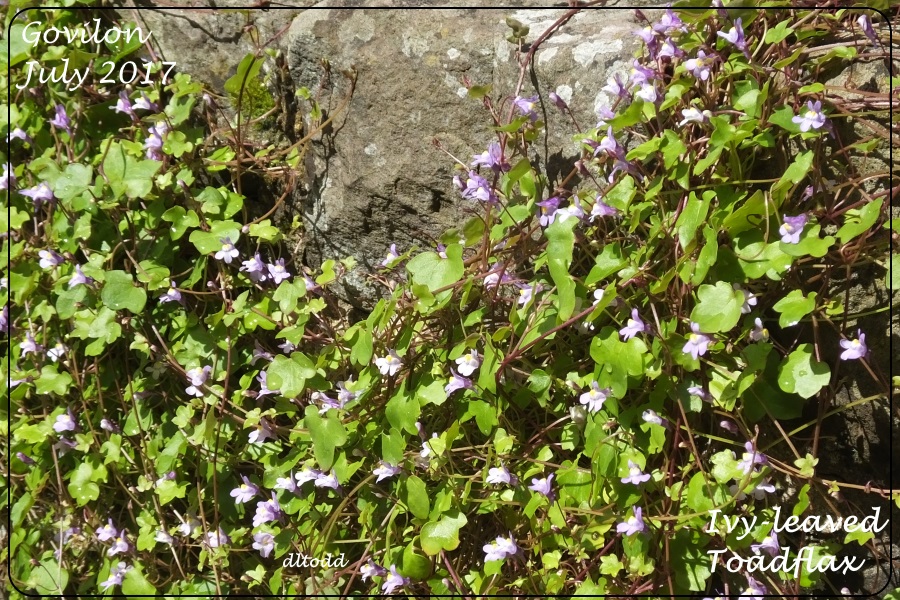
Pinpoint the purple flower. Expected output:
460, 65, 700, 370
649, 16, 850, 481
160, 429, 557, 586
557, 199, 585, 223
683, 322, 711, 360
455, 349, 480, 377
736, 441, 767, 475
486, 465, 518, 486
445, 368, 473, 395
100, 418, 120, 433
267, 258, 291, 284
295, 466, 323, 487
717, 18, 749, 55
155, 530, 174, 545
595, 105, 616, 127
733, 284, 757, 314
38, 249, 65, 269
792, 100, 827, 133
602, 73, 630, 99
459, 170, 496, 203
248, 418, 275, 444
256, 371, 277, 399
100, 562, 131, 590
96, 519, 118, 542
16, 452, 36, 465
483, 535, 517, 561
590, 196, 619, 221
751, 530, 780, 556
381, 243, 400, 267
375, 350, 403, 377
742, 575, 767, 599
373, 462, 401, 483
750, 318, 768, 342
133, 94, 158, 112
1, 163, 13, 191
53, 412, 77, 433
381, 565, 409, 595
205, 528, 229, 548
240, 253, 268, 283
596, 126, 621, 157
752, 479, 776, 500
278, 339, 295, 354
47, 342, 68, 362
634, 26, 659, 57
516, 283, 539, 306
678, 107, 711, 127
642, 409, 665, 426
621, 460, 651, 485
635, 83, 659, 104
20, 332, 43, 356
68, 264, 92, 288
159, 281, 182, 304
654, 9, 687, 36
0, 305, 8, 335
619, 308, 647, 340
857, 15, 879, 46
8, 128, 31, 143
629, 60, 656, 87
528, 473, 555, 500
185, 365, 211, 397
684, 51, 714, 80
311, 391, 341, 414
107, 533, 130, 556
252, 531, 275, 558
230, 475, 259, 504
144, 122, 167, 160
112, 91, 135, 117
21, 182, 56, 209
252, 493, 282, 527
536, 197, 560, 227
215, 237, 239, 264
839, 330, 867, 360
779, 214, 808, 244
251, 341, 274, 364
314, 471, 340, 490
483, 265, 512, 289
688, 385, 712, 403
580, 381, 611, 413
360, 559, 387, 582
548, 91, 568, 111
616, 506, 646, 536
513, 95, 539, 121
50, 104, 71, 134
471, 142, 509, 172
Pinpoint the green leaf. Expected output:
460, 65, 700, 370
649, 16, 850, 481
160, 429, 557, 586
35, 365, 73, 396
689, 281, 743, 333
385, 387, 420, 435
266, 354, 316, 398
772, 150, 814, 199
102, 142, 161, 199
768, 105, 801, 133
403, 475, 430, 519
53, 163, 93, 202
224, 53, 264, 96
101, 270, 147, 313
670, 529, 711, 592
273, 280, 306, 314
420, 511, 468, 555
764, 20, 794, 44
772, 290, 816, 327
837, 198, 883, 243
777, 344, 830, 399
67, 463, 100, 506
30, 558, 68, 595
161, 206, 200, 240
304, 405, 348, 470
156, 479, 189, 505
122, 565, 158, 595
188, 220, 242, 255
545, 217, 577, 320
406, 244, 464, 294
674, 192, 710, 250
416, 379, 447, 407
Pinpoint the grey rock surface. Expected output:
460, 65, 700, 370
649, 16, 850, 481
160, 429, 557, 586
286, 6, 663, 307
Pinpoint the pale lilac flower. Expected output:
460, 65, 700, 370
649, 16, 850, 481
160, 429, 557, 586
375, 350, 403, 377
313, 390, 343, 414
720, 419, 739, 434
658, 38, 684, 59
381, 243, 400, 268
536, 197, 560, 227
256, 371, 276, 399
248, 418, 275, 444
617, 506, 646, 536
736, 441, 767, 475
50, 104, 71, 133
337, 380, 357, 404
779, 214, 808, 244
54, 412, 76, 433
752, 479, 776, 500
373, 462, 401, 483
436, 244, 448, 259
483, 266, 512, 289
517, 283, 539, 306
215, 237, 239, 264
619, 308, 647, 340
733, 284, 757, 314
742, 575, 767, 599
1, 163, 13, 191
100, 418, 120, 433
47, 342, 68, 362
590, 196, 619, 221
20, 182, 55, 209
100, 562, 131, 590
513, 95, 539, 121
483, 535, 517, 561
0, 305, 9, 335
634, 26, 659, 57
749, 318, 768, 342
678, 107, 711, 127
252, 531, 275, 558
274, 473, 297, 493
654, 9, 687, 36
642, 409, 666, 426
751, 530, 780, 556
205, 528, 229, 548
486, 465, 518, 486
683, 322, 711, 360
295, 466, 323, 487
528, 473, 555, 500
112, 92, 135, 117
688, 385, 711, 403
240, 253, 268, 283
557, 199, 585, 223
267, 258, 291, 284
20, 332, 43, 356
133, 94, 157, 112
230, 475, 259, 504
96, 519, 118, 542
580, 381, 612, 413
314, 471, 340, 490
144, 122, 167, 160
155, 530, 173, 545
595, 105, 616, 127
381, 565, 409, 595
717, 18, 749, 55
592, 289, 605, 306
684, 51, 714, 80
107, 533, 130, 556
278, 340, 295, 354
595, 126, 620, 157
39, 249, 65, 269
602, 73, 630, 99
629, 60, 656, 87
16, 452, 36, 465
68, 264, 92, 288
176, 513, 201, 537
185, 365, 211, 397
159, 281, 182, 304
8, 128, 31, 143
792, 101, 827, 132
460, 170, 496, 203
621, 460, 651, 485
445, 369, 473, 395
420, 433, 438, 459
455, 349, 480, 377
252, 494, 282, 527
857, 15, 879, 46
548, 91, 568, 111
251, 341, 274, 364
471, 142, 509, 172
839, 330, 867, 360
360, 559, 387, 582
636, 83, 659, 104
